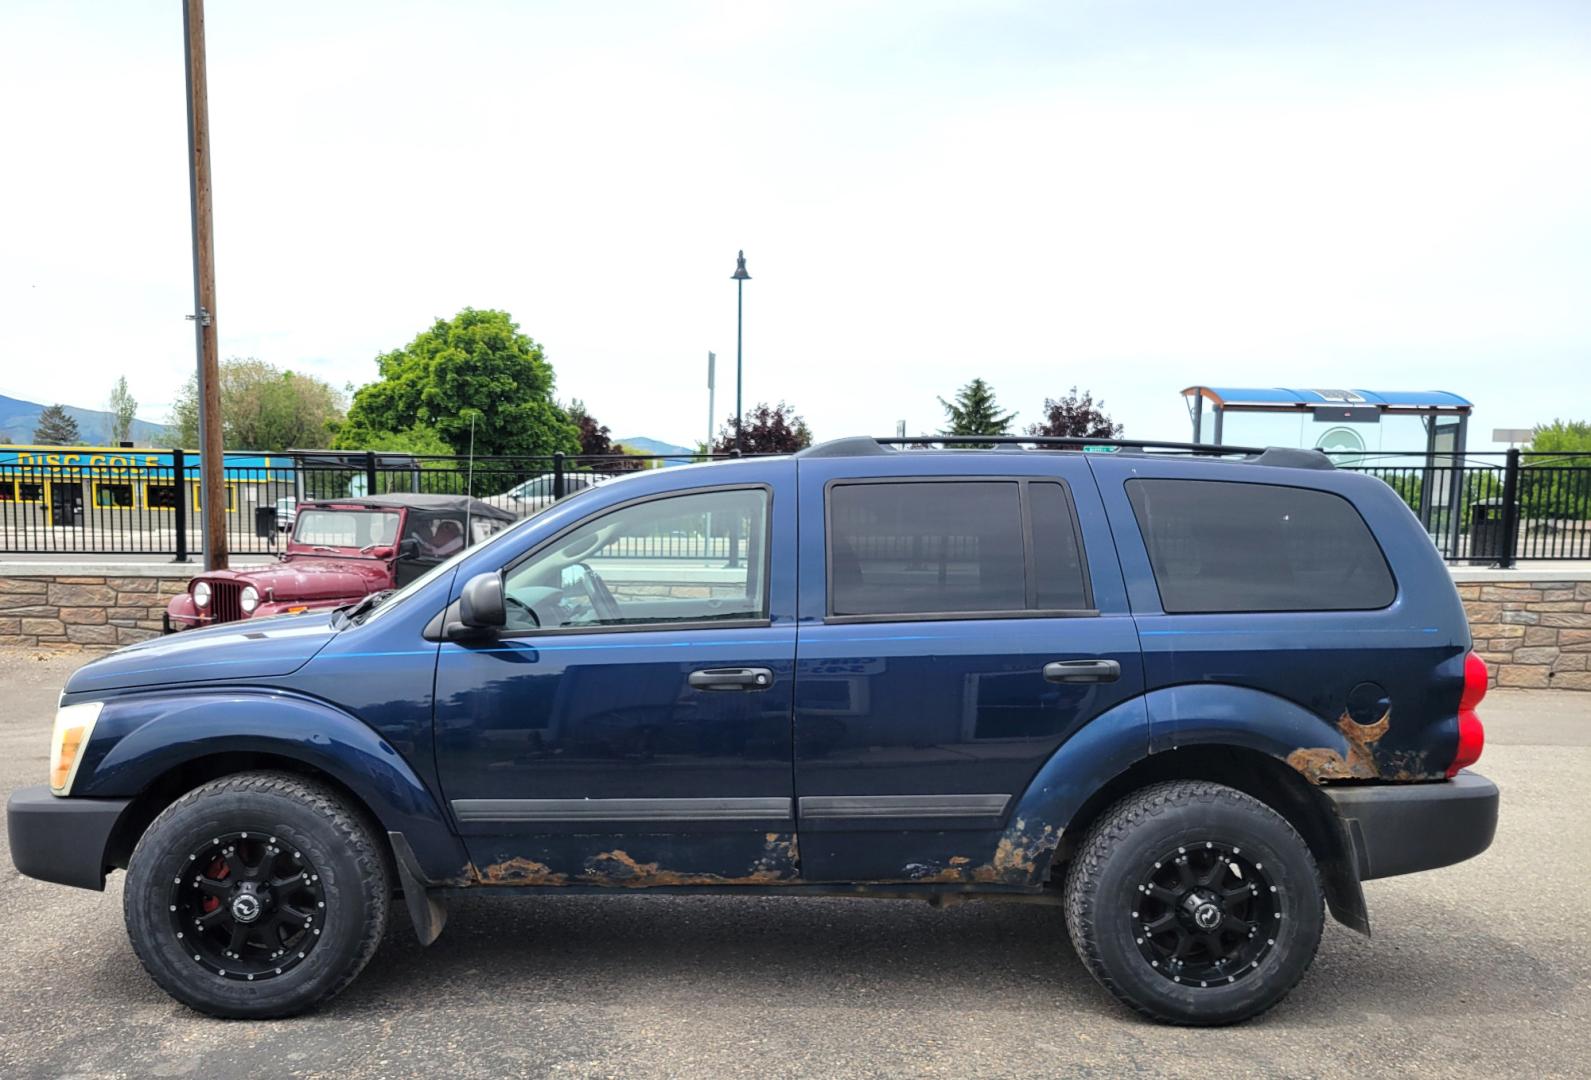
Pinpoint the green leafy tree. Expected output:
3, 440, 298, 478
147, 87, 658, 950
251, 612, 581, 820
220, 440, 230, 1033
335, 422, 454, 457
1026, 387, 1123, 439
712, 401, 813, 454
32, 404, 79, 445
107, 377, 138, 444
939, 378, 1015, 441
169, 359, 345, 451
1527, 420, 1591, 465
1522, 419, 1591, 521
342, 308, 578, 458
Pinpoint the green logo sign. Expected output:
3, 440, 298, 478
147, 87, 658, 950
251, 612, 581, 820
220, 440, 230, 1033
1315, 426, 1365, 466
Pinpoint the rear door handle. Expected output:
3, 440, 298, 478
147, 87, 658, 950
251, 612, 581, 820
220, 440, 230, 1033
1044, 659, 1121, 683
688, 667, 775, 691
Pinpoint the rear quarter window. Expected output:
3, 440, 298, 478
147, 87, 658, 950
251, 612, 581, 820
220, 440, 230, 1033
1126, 478, 1395, 613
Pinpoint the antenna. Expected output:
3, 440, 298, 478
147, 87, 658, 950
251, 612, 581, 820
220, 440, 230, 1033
464, 411, 477, 543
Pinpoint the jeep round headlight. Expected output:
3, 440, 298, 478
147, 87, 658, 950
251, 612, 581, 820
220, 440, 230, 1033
192, 581, 210, 609
239, 585, 260, 614
50, 701, 103, 796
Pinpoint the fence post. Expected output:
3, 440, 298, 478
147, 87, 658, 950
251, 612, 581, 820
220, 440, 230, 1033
1498, 447, 1521, 569
172, 448, 189, 562
364, 451, 378, 498
553, 452, 565, 499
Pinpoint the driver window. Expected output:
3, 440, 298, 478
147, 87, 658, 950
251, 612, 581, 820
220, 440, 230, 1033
502, 487, 769, 631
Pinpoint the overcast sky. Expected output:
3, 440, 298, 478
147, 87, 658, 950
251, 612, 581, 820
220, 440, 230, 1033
2, 0, 1588, 451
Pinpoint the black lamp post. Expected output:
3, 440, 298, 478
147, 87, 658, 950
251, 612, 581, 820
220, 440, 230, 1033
731, 250, 750, 454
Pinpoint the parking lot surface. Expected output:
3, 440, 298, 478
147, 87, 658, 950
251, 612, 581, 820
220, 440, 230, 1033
1, 649, 1587, 1079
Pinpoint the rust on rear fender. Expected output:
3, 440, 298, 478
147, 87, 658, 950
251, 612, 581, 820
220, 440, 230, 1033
1287, 709, 1428, 783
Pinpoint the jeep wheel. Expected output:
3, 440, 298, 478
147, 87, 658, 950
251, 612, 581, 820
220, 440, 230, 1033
123, 771, 389, 1019
1063, 780, 1324, 1025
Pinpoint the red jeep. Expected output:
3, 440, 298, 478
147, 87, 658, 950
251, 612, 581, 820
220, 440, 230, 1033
164, 493, 517, 631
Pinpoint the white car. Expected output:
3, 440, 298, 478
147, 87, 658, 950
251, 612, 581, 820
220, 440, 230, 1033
483, 472, 608, 517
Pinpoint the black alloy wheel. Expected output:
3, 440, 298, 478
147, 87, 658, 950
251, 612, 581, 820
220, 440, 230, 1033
169, 831, 327, 981
1063, 780, 1324, 1026
1131, 841, 1280, 988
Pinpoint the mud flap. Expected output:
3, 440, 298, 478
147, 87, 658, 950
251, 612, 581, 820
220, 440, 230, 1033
389, 832, 448, 946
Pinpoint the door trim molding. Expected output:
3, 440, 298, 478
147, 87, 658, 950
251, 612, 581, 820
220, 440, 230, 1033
451, 797, 793, 824
797, 794, 1011, 820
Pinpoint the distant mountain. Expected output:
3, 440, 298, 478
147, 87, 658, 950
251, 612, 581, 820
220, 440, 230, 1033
0, 393, 168, 446
616, 436, 697, 463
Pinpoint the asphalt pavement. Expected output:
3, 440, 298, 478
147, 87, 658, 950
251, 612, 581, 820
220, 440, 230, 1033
1, 649, 1587, 1079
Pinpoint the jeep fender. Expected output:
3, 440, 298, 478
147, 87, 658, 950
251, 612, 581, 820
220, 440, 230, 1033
77, 689, 468, 884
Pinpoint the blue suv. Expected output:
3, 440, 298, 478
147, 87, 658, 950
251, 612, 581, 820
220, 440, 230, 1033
6, 436, 1498, 1024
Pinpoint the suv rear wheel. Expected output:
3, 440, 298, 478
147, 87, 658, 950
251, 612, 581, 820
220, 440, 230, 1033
1063, 780, 1324, 1025
123, 771, 389, 1018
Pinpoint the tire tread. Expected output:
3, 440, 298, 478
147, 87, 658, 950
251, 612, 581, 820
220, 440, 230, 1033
1062, 779, 1323, 1026
124, 770, 389, 1019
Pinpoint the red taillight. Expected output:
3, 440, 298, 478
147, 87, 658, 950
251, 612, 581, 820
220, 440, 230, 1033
1449, 651, 1488, 776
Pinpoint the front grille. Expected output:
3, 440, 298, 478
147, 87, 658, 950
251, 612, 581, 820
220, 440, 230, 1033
209, 581, 244, 623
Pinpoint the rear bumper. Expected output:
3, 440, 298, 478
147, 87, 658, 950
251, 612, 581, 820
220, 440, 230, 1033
1325, 771, 1499, 881
6, 784, 132, 891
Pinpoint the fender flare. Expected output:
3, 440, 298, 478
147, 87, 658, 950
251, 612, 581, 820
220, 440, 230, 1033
1004, 685, 1368, 932
80, 689, 468, 883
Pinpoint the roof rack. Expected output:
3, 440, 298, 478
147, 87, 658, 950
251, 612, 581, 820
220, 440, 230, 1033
797, 436, 1334, 469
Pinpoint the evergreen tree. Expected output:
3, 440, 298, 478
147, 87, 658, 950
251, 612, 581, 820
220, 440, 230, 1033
938, 378, 1015, 442
33, 404, 80, 445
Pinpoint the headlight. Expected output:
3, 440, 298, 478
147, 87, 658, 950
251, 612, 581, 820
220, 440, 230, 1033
50, 701, 103, 796
192, 581, 211, 609
239, 585, 260, 614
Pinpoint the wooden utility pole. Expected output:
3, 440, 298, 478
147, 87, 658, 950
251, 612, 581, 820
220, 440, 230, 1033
183, 0, 227, 569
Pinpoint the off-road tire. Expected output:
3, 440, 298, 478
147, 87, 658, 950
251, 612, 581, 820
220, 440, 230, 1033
1063, 780, 1324, 1025
123, 771, 389, 1019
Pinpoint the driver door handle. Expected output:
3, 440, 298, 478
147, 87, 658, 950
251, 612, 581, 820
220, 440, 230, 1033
688, 667, 774, 692
1043, 659, 1121, 683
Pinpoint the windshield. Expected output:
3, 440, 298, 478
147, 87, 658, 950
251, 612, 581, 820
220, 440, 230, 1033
358, 481, 609, 626
294, 509, 400, 549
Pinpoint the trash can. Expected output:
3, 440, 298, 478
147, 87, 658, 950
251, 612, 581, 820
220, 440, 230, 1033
254, 506, 279, 539
1468, 498, 1505, 565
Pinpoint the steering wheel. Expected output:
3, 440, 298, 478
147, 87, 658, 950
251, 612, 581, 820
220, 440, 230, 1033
578, 562, 623, 622
504, 594, 540, 627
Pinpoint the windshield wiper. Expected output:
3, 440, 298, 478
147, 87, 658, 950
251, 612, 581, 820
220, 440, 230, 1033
331, 589, 395, 629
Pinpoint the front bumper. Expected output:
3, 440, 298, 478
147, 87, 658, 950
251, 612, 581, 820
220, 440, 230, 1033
1325, 770, 1499, 881
7, 784, 132, 891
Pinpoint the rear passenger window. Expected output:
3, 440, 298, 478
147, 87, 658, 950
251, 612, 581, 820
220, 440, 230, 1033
1126, 479, 1395, 614
1030, 482, 1090, 610
827, 480, 1092, 618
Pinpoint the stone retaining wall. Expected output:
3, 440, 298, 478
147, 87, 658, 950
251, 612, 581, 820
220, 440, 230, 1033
1455, 576, 1591, 691
0, 572, 188, 649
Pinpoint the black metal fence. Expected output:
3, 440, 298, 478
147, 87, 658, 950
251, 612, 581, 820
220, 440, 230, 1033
3, 446, 1588, 565
1334, 450, 1591, 566
0, 450, 731, 558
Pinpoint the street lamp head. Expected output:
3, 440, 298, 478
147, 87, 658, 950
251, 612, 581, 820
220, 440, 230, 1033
731, 250, 751, 281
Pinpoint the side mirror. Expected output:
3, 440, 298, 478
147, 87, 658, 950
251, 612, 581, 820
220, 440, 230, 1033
396, 537, 420, 560
456, 572, 507, 631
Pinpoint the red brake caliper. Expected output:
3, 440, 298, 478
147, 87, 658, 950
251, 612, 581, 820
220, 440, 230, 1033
200, 856, 229, 913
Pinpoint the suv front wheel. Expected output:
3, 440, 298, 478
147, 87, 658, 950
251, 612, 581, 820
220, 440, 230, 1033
123, 771, 390, 1018
1063, 780, 1324, 1025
